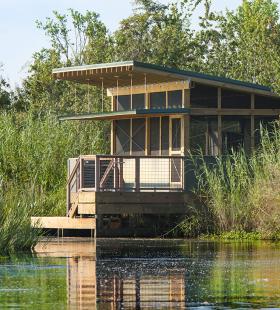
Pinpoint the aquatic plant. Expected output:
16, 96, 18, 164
195, 122, 280, 239
0, 110, 109, 253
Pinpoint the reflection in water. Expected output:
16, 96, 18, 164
0, 239, 279, 308
97, 270, 185, 309
67, 256, 96, 309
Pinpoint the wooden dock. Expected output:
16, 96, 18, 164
31, 217, 96, 230
31, 191, 194, 235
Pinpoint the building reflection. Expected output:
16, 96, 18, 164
97, 273, 185, 309
35, 240, 186, 309
67, 256, 96, 309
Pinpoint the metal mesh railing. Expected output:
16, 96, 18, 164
66, 155, 184, 212
69, 155, 184, 192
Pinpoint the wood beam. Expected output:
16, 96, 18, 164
190, 108, 280, 116
108, 80, 189, 96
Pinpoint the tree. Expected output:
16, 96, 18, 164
114, 0, 199, 68
36, 9, 113, 66
195, 0, 280, 92
0, 64, 12, 110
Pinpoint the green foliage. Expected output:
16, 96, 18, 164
2, 0, 280, 249
195, 122, 280, 240
0, 200, 42, 254
0, 112, 109, 253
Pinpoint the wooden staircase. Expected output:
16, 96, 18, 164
31, 191, 96, 235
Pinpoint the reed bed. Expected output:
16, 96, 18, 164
195, 122, 280, 239
0, 111, 109, 253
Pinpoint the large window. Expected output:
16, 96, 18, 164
168, 90, 182, 108
221, 89, 250, 109
116, 119, 130, 155
191, 84, 218, 108
161, 117, 169, 155
115, 119, 145, 155
150, 117, 170, 155
132, 118, 145, 155
171, 118, 181, 152
150, 92, 166, 109
150, 118, 160, 155
116, 95, 130, 111
116, 94, 145, 111
255, 95, 280, 109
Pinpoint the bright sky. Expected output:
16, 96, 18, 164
0, 0, 267, 86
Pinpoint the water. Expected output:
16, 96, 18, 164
0, 239, 279, 309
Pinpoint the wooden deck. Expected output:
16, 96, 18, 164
31, 191, 193, 233
31, 216, 96, 230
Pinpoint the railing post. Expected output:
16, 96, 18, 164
79, 157, 83, 190
119, 158, 124, 190
135, 157, 140, 192
95, 156, 100, 192
114, 158, 119, 191
181, 157, 184, 191
66, 182, 70, 216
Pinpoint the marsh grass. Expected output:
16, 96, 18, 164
0, 110, 109, 253
194, 121, 280, 239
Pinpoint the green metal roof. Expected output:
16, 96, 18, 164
53, 60, 274, 94
133, 61, 271, 92
59, 108, 190, 121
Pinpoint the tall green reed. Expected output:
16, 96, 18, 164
0, 110, 109, 252
195, 121, 280, 238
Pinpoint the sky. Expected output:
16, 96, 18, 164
0, 0, 257, 86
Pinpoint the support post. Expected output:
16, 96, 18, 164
183, 89, 190, 156
95, 156, 100, 192
251, 94, 255, 151
217, 88, 222, 155
145, 118, 150, 155
135, 157, 140, 192
111, 121, 115, 155
80, 158, 83, 189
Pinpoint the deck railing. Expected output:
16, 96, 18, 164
67, 155, 185, 210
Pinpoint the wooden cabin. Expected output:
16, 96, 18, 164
32, 61, 280, 236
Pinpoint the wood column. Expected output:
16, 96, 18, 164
95, 156, 100, 192
145, 90, 150, 155
183, 89, 190, 155
217, 87, 222, 155
251, 94, 255, 151
145, 118, 150, 155
111, 96, 116, 155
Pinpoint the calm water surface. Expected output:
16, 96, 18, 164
0, 239, 279, 309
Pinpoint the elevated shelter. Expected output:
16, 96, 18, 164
32, 61, 280, 236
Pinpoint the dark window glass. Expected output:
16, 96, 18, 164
150, 118, 160, 155
132, 94, 145, 110
168, 90, 182, 108
150, 92, 166, 109
116, 95, 130, 111
191, 84, 217, 108
172, 118, 181, 151
132, 119, 145, 155
161, 117, 169, 155
221, 89, 250, 109
255, 95, 280, 109
116, 120, 130, 155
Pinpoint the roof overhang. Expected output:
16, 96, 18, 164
53, 60, 280, 97
59, 108, 190, 121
